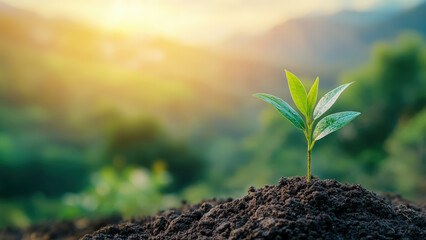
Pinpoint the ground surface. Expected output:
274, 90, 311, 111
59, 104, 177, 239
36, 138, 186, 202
0, 216, 122, 240
1, 176, 425, 239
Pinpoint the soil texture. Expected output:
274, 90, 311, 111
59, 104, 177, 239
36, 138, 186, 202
82, 176, 426, 240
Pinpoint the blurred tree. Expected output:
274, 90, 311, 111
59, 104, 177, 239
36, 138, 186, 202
377, 108, 426, 198
339, 33, 426, 172
103, 117, 205, 191
0, 104, 90, 197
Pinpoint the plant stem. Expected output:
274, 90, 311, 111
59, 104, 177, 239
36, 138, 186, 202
307, 147, 311, 182
305, 117, 313, 182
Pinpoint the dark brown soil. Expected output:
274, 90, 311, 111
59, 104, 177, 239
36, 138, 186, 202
2, 177, 425, 239
83, 176, 425, 240
0, 216, 122, 240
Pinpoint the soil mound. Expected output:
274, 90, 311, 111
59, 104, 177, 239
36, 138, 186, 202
83, 176, 426, 239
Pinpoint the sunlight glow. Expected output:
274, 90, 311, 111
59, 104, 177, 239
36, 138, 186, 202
0, 0, 423, 45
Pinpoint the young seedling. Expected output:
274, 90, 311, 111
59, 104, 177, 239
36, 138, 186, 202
254, 70, 360, 182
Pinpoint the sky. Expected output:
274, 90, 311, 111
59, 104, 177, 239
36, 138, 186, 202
1, 0, 424, 45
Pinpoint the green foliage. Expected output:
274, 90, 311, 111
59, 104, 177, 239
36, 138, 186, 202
254, 71, 359, 181
340, 33, 426, 154
307, 77, 319, 118
374, 108, 426, 198
253, 93, 305, 130
332, 33, 426, 198
104, 117, 205, 191
285, 70, 308, 117
313, 111, 360, 141
313, 82, 353, 120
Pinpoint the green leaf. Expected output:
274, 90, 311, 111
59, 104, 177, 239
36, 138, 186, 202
313, 82, 353, 120
253, 93, 306, 130
313, 111, 360, 141
307, 77, 319, 118
285, 70, 308, 117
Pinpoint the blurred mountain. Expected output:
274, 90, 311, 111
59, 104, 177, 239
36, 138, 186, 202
328, 9, 397, 26
223, 2, 426, 82
362, 2, 426, 41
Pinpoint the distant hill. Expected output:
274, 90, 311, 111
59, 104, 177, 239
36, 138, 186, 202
328, 10, 397, 26
361, 2, 426, 42
222, 2, 426, 82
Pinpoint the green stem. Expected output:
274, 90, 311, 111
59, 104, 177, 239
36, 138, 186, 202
305, 116, 313, 182
310, 140, 316, 151
307, 147, 311, 182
